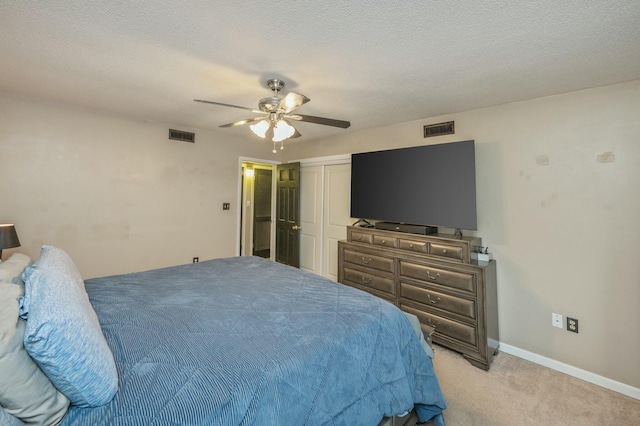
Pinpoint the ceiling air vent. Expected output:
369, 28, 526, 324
169, 129, 195, 143
423, 121, 454, 138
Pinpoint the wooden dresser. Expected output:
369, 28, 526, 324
338, 226, 499, 370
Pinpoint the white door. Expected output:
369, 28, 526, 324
322, 163, 351, 281
299, 162, 351, 279
299, 166, 322, 274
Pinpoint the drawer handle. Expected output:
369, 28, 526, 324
358, 236, 363, 241
361, 276, 371, 284
427, 318, 442, 330
409, 244, 414, 248
427, 294, 441, 304
381, 239, 386, 244
361, 257, 372, 264
442, 249, 447, 253
426, 270, 440, 280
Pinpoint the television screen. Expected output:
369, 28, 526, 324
350, 140, 477, 230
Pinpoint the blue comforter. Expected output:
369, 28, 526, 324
61, 256, 446, 425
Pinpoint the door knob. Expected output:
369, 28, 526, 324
292, 225, 301, 231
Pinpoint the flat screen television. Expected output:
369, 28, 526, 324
350, 140, 477, 231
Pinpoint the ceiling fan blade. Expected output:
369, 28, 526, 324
194, 99, 262, 114
286, 114, 351, 129
219, 116, 267, 128
283, 119, 302, 138
277, 92, 310, 114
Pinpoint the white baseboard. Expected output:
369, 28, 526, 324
499, 343, 640, 401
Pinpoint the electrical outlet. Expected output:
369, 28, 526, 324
192, 257, 199, 263
567, 317, 579, 333
552, 313, 563, 328
223, 203, 230, 210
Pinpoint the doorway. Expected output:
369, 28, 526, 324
238, 159, 302, 268
240, 161, 276, 259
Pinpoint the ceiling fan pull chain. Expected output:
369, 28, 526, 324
272, 141, 277, 154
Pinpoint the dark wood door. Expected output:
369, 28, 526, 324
275, 162, 300, 267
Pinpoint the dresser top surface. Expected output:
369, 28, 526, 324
347, 226, 480, 244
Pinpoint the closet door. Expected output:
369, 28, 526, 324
322, 163, 351, 281
299, 160, 351, 279
299, 166, 322, 274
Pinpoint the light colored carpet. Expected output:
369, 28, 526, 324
429, 344, 640, 426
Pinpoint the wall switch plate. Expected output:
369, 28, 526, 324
567, 317, 579, 333
552, 313, 563, 328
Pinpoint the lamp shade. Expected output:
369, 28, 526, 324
0, 224, 20, 250
249, 120, 271, 138
272, 120, 295, 142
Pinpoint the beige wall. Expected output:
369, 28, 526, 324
284, 80, 640, 390
0, 94, 272, 278
2, 81, 638, 391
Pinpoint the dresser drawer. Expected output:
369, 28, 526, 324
400, 282, 476, 320
350, 231, 373, 244
399, 238, 428, 253
373, 235, 398, 248
429, 242, 464, 261
343, 249, 395, 273
399, 261, 476, 294
401, 304, 478, 348
343, 267, 395, 295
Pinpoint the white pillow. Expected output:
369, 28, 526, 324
0, 284, 21, 343
0, 283, 69, 425
0, 254, 32, 289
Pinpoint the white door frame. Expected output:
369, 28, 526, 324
294, 154, 352, 167
236, 156, 281, 258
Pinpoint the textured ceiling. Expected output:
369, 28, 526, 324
1, 1, 639, 142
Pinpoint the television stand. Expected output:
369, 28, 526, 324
338, 226, 499, 370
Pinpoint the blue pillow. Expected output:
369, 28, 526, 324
0, 405, 25, 426
21, 246, 118, 407
21, 246, 83, 290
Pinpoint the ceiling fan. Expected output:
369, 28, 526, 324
195, 79, 350, 152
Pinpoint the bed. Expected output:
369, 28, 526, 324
1, 247, 446, 425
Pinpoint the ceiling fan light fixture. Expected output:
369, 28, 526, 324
195, 78, 350, 154
272, 120, 295, 142
250, 119, 270, 138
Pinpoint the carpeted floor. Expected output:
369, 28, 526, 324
429, 344, 640, 426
